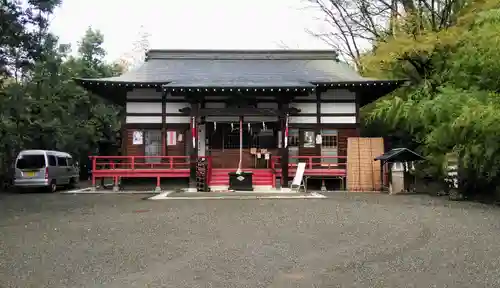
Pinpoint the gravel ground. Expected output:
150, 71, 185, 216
1, 192, 500, 288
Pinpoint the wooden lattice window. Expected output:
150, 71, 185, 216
322, 135, 338, 148
288, 129, 299, 147
144, 130, 162, 162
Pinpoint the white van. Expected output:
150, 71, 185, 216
14, 150, 79, 192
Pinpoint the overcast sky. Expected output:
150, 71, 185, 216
49, 0, 331, 62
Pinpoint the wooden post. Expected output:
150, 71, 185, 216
315, 89, 322, 166
188, 102, 199, 192
161, 91, 167, 156
280, 114, 289, 188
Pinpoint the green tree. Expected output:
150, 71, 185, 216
363, 0, 500, 197
0, 0, 123, 187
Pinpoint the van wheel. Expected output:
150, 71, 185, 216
48, 181, 57, 193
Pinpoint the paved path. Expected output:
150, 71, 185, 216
1, 192, 500, 287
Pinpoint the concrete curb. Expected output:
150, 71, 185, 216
148, 192, 326, 200
61, 188, 162, 194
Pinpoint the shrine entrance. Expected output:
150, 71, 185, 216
206, 121, 279, 169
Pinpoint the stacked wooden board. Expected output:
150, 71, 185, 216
347, 137, 384, 191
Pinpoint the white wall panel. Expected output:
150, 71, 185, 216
289, 103, 317, 114
320, 116, 356, 124
165, 116, 190, 123
126, 116, 162, 123
320, 103, 356, 114
126, 102, 162, 114
165, 102, 189, 114
289, 116, 317, 124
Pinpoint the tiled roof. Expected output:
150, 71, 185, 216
76, 49, 375, 85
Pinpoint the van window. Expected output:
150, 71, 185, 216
57, 157, 68, 166
48, 155, 57, 166
66, 157, 73, 166
16, 155, 46, 169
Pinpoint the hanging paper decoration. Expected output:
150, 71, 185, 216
191, 116, 196, 148
231, 123, 234, 132
247, 123, 251, 132
262, 122, 266, 131
214, 121, 217, 132
284, 114, 289, 148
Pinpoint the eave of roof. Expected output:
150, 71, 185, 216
162, 80, 316, 92
73, 49, 407, 105
374, 148, 424, 163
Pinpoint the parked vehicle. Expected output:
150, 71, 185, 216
13, 150, 79, 192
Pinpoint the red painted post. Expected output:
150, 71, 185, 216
170, 156, 173, 169
131, 156, 135, 169
91, 156, 96, 188
92, 156, 96, 172
308, 157, 313, 169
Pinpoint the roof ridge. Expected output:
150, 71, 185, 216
146, 49, 339, 61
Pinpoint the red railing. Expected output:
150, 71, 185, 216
89, 156, 212, 187
91, 156, 191, 170
271, 156, 347, 169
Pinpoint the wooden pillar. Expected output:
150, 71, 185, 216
315, 89, 322, 161
280, 114, 289, 188
161, 91, 167, 156
188, 102, 199, 191
355, 90, 361, 135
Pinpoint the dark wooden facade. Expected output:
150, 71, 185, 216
75, 49, 405, 190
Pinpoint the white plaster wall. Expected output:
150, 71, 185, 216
320, 116, 356, 124
320, 103, 356, 114
289, 103, 317, 114
321, 89, 356, 100
126, 116, 162, 123
165, 116, 190, 123
126, 102, 162, 114
289, 116, 317, 124
165, 102, 189, 114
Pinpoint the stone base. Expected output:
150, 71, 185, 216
112, 185, 120, 192
184, 187, 198, 193
154, 186, 162, 193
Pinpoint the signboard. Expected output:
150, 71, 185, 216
316, 134, 323, 145
132, 131, 143, 145
167, 131, 177, 146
